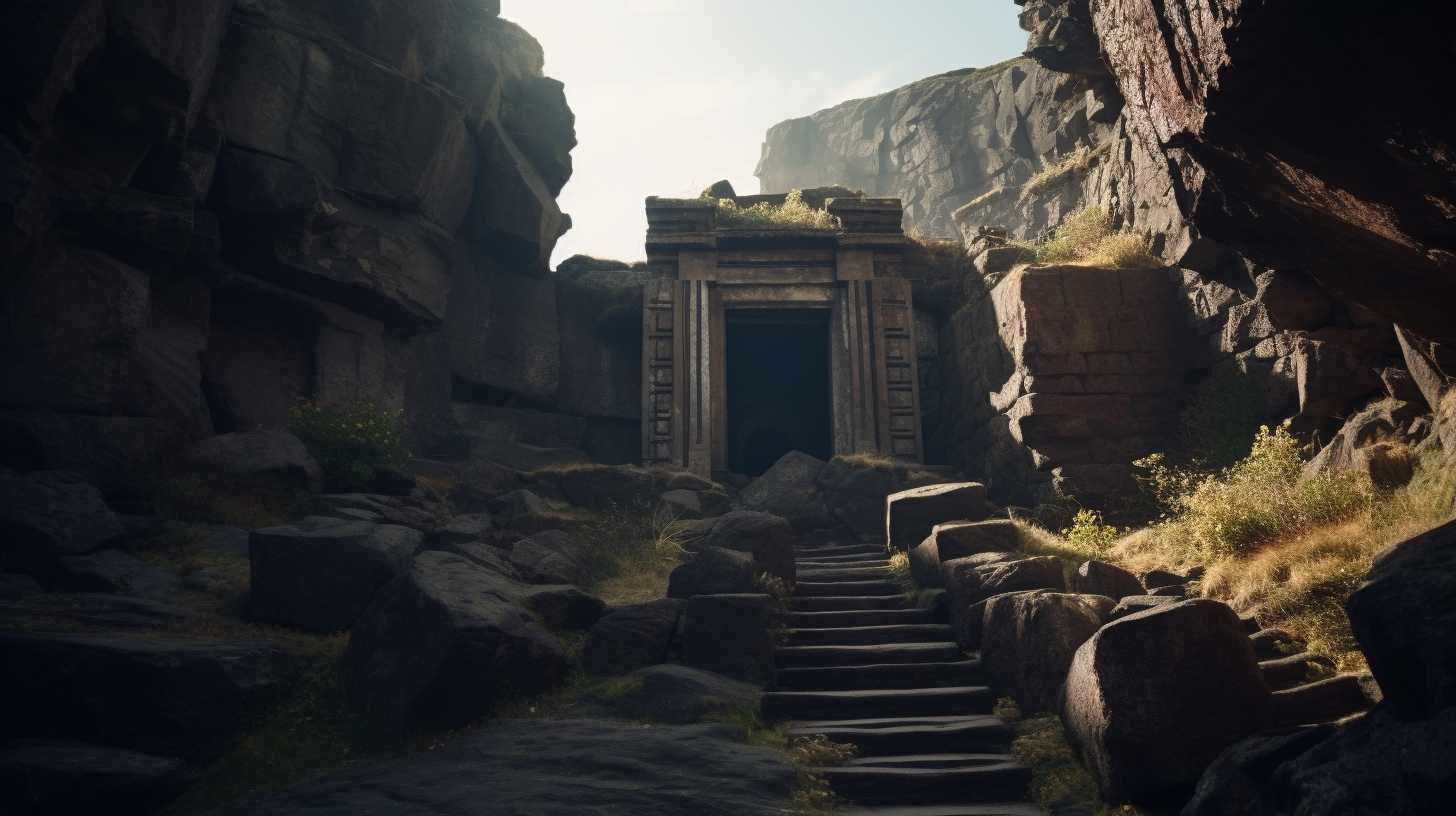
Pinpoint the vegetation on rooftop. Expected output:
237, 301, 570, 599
712, 189, 842, 230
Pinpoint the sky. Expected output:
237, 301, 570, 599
500, 0, 1028, 267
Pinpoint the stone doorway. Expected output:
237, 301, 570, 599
725, 309, 833, 476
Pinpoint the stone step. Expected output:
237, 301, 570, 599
796, 580, 901, 597
790, 596, 908, 612
847, 753, 1010, 770
786, 624, 954, 647
776, 642, 963, 669
820, 762, 1032, 805
797, 567, 892, 582
782, 609, 935, 629
775, 660, 982, 691
796, 556, 891, 568
788, 715, 1015, 756
762, 686, 995, 723
840, 805, 1044, 816
794, 544, 884, 558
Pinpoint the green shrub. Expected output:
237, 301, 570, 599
715, 190, 841, 230
1015, 206, 1160, 270
1061, 509, 1120, 555
287, 400, 411, 491
1010, 713, 1101, 812
1176, 370, 1266, 471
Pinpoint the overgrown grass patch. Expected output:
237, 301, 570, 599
1020, 144, 1104, 200
151, 464, 310, 530
995, 699, 1153, 816
713, 703, 856, 815
287, 400, 411, 492
714, 190, 842, 230
1010, 206, 1161, 270
572, 503, 690, 605
886, 551, 921, 604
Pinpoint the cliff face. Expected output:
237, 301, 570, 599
0, 0, 636, 476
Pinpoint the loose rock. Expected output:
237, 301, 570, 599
1076, 560, 1145, 600
593, 664, 761, 725
885, 482, 988, 551
509, 530, 586, 584
522, 585, 606, 631
668, 547, 756, 599
581, 598, 685, 676
0, 469, 126, 587
248, 519, 421, 631
980, 590, 1114, 714
696, 511, 796, 586
61, 550, 183, 601
185, 428, 322, 492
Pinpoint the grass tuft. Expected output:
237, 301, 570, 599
716, 190, 841, 230
573, 503, 690, 605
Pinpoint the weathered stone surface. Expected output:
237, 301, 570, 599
428, 513, 494, 548
457, 435, 588, 473
508, 530, 585, 585
485, 489, 552, 536
0, 738, 189, 816
1302, 399, 1426, 489
0, 573, 43, 604
248, 519, 422, 632
0, 469, 126, 587
967, 556, 1067, 606
660, 489, 703, 520
1346, 518, 1456, 720
815, 457, 945, 541
1184, 705, 1456, 816
223, 719, 795, 816
1061, 599, 1274, 804
909, 537, 946, 589
0, 412, 178, 497
886, 482, 989, 551
668, 547, 757, 599
444, 245, 562, 403
0, 633, 296, 762
61, 550, 183, 602
931, 519, 1022, 562
1141, 569, 1186, 590
682, 594, 776, 686
593, 664, 761, 725
553, 263, 646, 422
521, 585, 605, 632
441, 541, 516, 577
737, 451, 827, 519
557, 465, 659, 512
1076, 560, 1145, 600
1250, 628, 1298, 661
1106, 595, 1177, 623
343, 551, 566, 736
1272, 675, 1372, 727
981, 590, 1114, 714
59, 594, 199, 629
581, 598, 685, 676
940, 552, 1025, 648
186, 429, 323, 492
697, 511, 796, 586
1292, 337, 1383, 419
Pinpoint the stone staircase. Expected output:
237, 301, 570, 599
761, 543, 1041, 816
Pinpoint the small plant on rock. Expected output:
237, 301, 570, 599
287, 400, 410, 492
1061, 509, 1121, 556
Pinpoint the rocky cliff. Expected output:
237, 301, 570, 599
0, 0, 641, 484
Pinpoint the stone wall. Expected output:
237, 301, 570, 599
0, 0, 640, 478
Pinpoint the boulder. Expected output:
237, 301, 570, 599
522, 585, 605, 631
487, 489, 553, 536
660, 489, 703, 520
736, 451, 826, 519
908, 537, 945, 588
1259, 654, 1332, 691
219, 720, 796, 816
1250, 628, 1298, 661
581, 598, 685, 676
343, 552, 567, 736
980, 590, 1115, 714
442, 541, 517, 576
1076, 560, 1145, 600
61, 550, 183, 601
428, 513, 494, 547
1346, 517, 1456, 719
930, 519, 1020, 561
0, 633, 296, 762
0, 739, 188, 816
0, 469, 126, 586
885, 482, 989, 551
59, 594, 199, 629
185, 428, 322, 492
1060, 599, 1275, 804
0, 412, 178, 498
968, 556, 1067, 606
0, 573, 43, 603
509, 530, 585, 585
1108, 595, 1176, 620
667, 547, 757, 599
941, 551, 1023, 648
1301, 399, 1425, 488
459, 435, 589, 473
817, 460, 900, 540
557, 465, 659, 512
598, 664, 761, 725
1141, 569, 1187, 590
1272, 674, 1372, 726
681, 594, 776, 686
1149, 584, 1186, 598
1183, 704, 1456, 816
696, 511, 796, 586
248, 519, 422, 631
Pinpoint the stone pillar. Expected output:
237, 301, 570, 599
642, 278, 676, 466
874, 277, 924, 461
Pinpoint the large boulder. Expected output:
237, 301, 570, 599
0, 412, 178, 498
343, 552, 568, 736
1076, 560, 1146, 600
248, 519, 422, 632
1184, 705, 1456, 816
1346, 517, 1456, 720
681, 594, 776, 686
0, 633, 296, 762
0, 469, 126, 587
60, 550, 183, 601
941, 551, 1023, 648
667, 547, 757, 599
442, 541, 518, 577
509, 530, 585, 584
929, 519, 1020, 561
737, 451, 826, 519
581, 598, 685, 676
0, 739, 189, 816
1061, 599, 1275, 804
966, 556, 1067, 606
885, 482, 988, 551
979, 590, 1115, 714
696, 511, 795, 586
556, 465, 659, 512
185, 428, 322, 492
428, 513, 494, 548
593, 664, 762, 725
486, 489, 553, 536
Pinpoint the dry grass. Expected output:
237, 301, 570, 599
716, 190, 841, 230
572, 504, 690, 606
1009, 206, 1161, 271
1020, 145, 1103, 200
833, 453, 938, 482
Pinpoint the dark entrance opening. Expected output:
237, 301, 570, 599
726, 309, 832, 476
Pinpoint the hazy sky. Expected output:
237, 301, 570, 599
500, 1, 1028, 266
